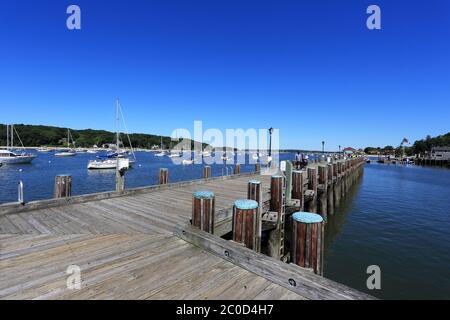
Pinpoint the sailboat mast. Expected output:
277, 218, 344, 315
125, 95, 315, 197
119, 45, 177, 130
67, 129, 70, 149
116, 99, 120, 152
6, 124, 9, 149
11, 124, 14, 149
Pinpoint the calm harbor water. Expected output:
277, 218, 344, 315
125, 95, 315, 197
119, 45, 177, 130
324, 162, 450, 299
0, 151, 293, 204
1, 152, 449, 299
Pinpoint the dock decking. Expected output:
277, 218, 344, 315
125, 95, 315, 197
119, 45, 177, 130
0, 172, 372, 300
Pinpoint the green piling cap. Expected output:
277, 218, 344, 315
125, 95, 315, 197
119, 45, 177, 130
272, 175, 283, 179
248, 179, 261, 184
292, 212, 323, 224
193, 191, 214, 199
234, 199, 258, 210
160, 168, 168, 171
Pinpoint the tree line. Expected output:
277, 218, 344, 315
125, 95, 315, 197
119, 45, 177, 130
0, 124, 201, 149
364, 132, 450, 156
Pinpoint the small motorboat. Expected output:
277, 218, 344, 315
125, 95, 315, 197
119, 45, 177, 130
87, 158, 135, 170
168, 151, 182, 158
154, 151, 166, 157
55, 149, 76, 157
182, 159, 194, 165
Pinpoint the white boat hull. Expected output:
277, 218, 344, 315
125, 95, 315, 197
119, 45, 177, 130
0, 155, 37, 164
182, 159, 194, 165
55, 152, 76, 157
87, 159, 135, 170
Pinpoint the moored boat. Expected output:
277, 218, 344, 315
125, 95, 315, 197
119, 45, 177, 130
0, 150, 37, 164
0, 125, 37, 164
87, 99, 137, 170
55, 129, 76, 157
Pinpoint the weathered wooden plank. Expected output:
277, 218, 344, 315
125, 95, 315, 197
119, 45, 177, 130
175, 224, 375, 300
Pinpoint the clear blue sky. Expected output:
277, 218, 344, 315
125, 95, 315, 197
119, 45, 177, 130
0, 0, 449, 150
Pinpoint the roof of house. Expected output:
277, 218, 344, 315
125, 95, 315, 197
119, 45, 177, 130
431, 146, 450, 151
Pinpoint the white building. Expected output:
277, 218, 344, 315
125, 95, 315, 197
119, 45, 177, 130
430, 146, 450, 160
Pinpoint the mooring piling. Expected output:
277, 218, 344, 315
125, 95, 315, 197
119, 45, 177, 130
159, 168, 169, 185
192, 191, 215, 233
203, 165, 211, 179
292, 170, 304, 211
291, 211, 324, 275
232, 199, 259, 250
267, 175, 285, 259
247, 180, 262, 252
54, 175, 72, 198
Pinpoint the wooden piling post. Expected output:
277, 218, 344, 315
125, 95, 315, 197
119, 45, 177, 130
292, 170, 304, 210
291, 211, 324, 275
317, 166, 328, 219
54, 175, 72, 198
234, 164, 241, 175
192, 191, 215, 233
270, 175, 283, 214
327, 164, 334, 184
318, 166, 328, 187
159, 168, 169, 184
247, 180, 262, 252
255, 163, 260, 173
306, 167, 318, 213
268, 175, 285, 259
232, 199, 258, 250
203, 165, 211, 179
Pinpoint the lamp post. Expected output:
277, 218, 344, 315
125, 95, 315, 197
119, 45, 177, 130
268, 127, 274, 157
338, 145, 341, 153
322, 141, 325, 154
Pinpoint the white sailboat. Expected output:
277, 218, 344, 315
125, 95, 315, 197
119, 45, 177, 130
155, 137, 166, 157
87, 99, 137, 170
202, 150, 211, 157
37, 146, 51, 152
168, 150, 182, 158
168, 131, 182, 158
0, 125, 37, 165
55, 129, 76, 157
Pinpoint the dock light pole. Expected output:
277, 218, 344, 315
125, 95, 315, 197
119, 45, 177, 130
268, 127, 274, 157
338, 145, 341, 153
322, 141, 325, 154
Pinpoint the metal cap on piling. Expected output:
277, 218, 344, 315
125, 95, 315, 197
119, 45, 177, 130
192, 190, 215, 234
232, 199, 259, 250
291, 211, 324, 275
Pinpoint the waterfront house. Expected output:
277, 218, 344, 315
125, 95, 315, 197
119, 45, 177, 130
430, 146, 450, 160
343, 147, 356, 156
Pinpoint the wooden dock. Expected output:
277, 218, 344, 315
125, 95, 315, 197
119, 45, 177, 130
0, 160, 373, 300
